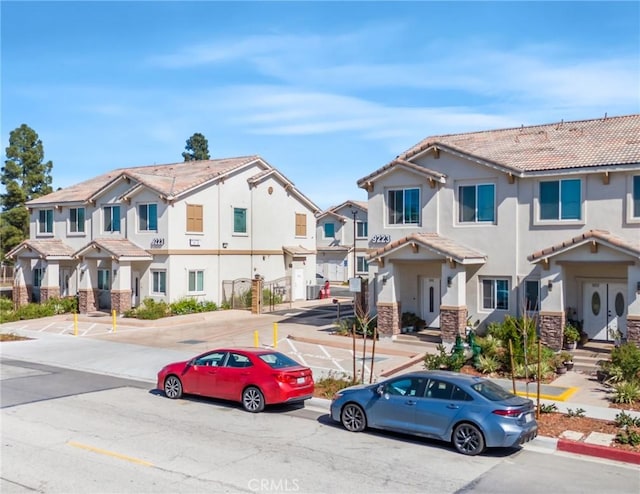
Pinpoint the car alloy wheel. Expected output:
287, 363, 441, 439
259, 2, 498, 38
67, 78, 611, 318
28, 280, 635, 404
341, 403, 366, 432
242, 386, 265, 413
164, 375, 183, 399
453, 423, 485, 456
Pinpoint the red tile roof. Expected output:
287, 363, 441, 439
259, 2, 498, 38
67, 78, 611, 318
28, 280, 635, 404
368, 232, 486, 265
74, 238, 152, 260
359, 114, 640, 186
6, 239, 75, 259
528, 230, 640, 262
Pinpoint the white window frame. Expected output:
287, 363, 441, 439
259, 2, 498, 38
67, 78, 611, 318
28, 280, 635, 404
480, 278, 510, 311
626, 175, 640, 224
138, 203, 158, 232
523, 279, 540, 313
387, 187, 421, 226
233, 207, 248, 235
534, 178, 584, 226
151, 270, 167, 295
356, 221, 368, 239
103, 205, 121, 233
356, 255, 368, 274
457, 183, 496, 224
323, 222, 336, 239
68, 207, 86, 234
188, 269, 204, 293
38, 209, 54, 235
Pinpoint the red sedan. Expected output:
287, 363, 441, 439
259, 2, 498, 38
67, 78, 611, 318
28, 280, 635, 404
156, 347, 314, 412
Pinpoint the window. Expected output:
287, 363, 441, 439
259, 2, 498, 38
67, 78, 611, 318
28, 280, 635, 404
540, 179, 581, 220
139, 203, 158, 231
385, 376, 425, 397
38, 209, 53, 234
97, 269, 110, 290
186, 204, 203, 233
633, 176, 640, 218
152, 270, 166, 294
356, 256, 368, 273
188, 270, 204, 292
356, 221, 368, 238
33, 267, 44, 287
324, 222, 335, 238
194, 351, 227, 367
295, 213, 307, 237
459, 184, 495, 223
103, 206, 121, 232
524, 280, 540, 312
482, 279, 509, 310
69, 207, 85, 233
426, 379, 453, 400
233, 208, 247, 234
387, 188, 420, 225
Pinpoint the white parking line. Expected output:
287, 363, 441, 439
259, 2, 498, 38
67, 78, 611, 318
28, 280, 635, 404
319, 344, 345, 372
39, 322, 56, 332
82, 323, 97, 336
285, 339, 309, 366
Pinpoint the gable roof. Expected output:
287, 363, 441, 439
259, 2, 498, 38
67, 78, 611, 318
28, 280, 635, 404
6, 239, 75, 260
317, 199, 368, 220
368, 232, 486, 265
74, 238, 153, 261
27, 155, 319, 208
359, 114, 640, 187
528, 229, 640, 263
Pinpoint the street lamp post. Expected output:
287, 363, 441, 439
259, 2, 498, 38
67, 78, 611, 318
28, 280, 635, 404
351, 209, 358, 315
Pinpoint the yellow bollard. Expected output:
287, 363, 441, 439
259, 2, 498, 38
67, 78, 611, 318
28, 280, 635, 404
273, 322, 278, 348
112, 309, 116, 333
254, 330, 259, 348
74, 312, 78, 337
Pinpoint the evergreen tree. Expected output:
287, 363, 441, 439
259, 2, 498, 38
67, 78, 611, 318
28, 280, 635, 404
1, 124, 53, 259
182, 132, 210, 161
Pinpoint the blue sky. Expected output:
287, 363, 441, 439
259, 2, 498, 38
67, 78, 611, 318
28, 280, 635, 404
2, 1, 639, 210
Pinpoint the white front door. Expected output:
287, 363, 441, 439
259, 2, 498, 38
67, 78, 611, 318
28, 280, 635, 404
293, 269, 305, 301
131, 271, 140, 307
582, 282, 627, 341
421, 277, 440, 328
59, 268, 71, 297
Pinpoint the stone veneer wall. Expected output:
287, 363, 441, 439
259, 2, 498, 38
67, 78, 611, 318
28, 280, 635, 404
251, 278, 263, 314
13, 284, 31, 308
627, 316, 640, 347
111, 290, 132, 314
376, 302, 400, 338
40, 286, 60, 302
440, 306, 467, 343
78, 289, 97, 314
539, 311, 564, 351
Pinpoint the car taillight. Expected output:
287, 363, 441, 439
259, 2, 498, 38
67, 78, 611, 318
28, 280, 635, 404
275, 373, 297, 384
492, 409, 522, 417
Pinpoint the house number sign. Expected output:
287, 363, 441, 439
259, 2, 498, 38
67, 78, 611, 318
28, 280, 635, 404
151, 238, 165, 247
370, 234, 391, 244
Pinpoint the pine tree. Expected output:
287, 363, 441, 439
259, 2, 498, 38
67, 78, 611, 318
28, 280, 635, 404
182, 133, 210, 161
1, 124, 53, 259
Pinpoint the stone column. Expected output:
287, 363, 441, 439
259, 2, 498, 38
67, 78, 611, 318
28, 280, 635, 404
78, 260, 96, 314
40, 262, 60, 302
627, 316, 640, 347
12, 260, 30, 309
110, 261, 132, 314
539, 311, 564, 351
251, 277, 263, 314
440, 264, 467, 344
440, 306, 467, 344
376, 301, 400, 338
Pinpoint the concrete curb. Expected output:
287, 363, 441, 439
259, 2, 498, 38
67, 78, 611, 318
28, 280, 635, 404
286, 334, 417, 357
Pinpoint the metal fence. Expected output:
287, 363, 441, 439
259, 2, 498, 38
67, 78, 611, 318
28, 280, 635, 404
0, 265, 14, 286
262, 276, 292, 312
221, 278, 253, 310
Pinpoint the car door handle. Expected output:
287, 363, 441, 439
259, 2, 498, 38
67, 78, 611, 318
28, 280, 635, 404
405, 400, 417, 406
240, 372, 251, 376
447, 404, 459, 409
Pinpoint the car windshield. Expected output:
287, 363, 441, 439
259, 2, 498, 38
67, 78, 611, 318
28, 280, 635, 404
471, 380, 515, 401
258, 352, 301, 369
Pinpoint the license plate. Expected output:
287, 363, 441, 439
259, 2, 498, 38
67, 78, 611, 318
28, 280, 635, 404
524, 413, 533, 423
297, 377, 306, 384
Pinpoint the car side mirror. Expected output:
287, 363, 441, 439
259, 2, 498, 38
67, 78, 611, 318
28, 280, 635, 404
376, 384, 385, 396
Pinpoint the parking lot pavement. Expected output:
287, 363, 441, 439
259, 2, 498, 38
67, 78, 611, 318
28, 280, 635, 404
0, 305, 426, 383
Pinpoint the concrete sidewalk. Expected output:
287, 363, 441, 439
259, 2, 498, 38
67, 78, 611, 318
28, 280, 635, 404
2, 302, 639, 465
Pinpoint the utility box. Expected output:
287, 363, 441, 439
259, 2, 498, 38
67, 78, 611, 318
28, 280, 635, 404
306, 285, 322, 300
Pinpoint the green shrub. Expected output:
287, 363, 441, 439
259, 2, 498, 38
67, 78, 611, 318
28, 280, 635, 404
539, 403, 558, 414
610, 342, 640, 383
474, 334, 500, 359
616, 427, 640, 447
612, 381, 640, 404
262, 288, 283, 305
565, 407, 586, 418
315, 372, 353, 398
487, 316, 538, 369
168, 298, 218, 315
475, 354, 500, 374
563, 324, 580, 343
424, 345, 467, 371
127, 298, 170, 320
615, 411, 640, 428
0, 298, 13, 311
336, 316, 377, 338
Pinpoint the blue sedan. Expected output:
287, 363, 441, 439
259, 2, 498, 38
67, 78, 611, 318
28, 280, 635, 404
330, 370, 538, 456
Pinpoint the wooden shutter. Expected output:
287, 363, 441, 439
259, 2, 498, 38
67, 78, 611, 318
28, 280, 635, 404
295, 213, 307, 237
187, 204, 203, 232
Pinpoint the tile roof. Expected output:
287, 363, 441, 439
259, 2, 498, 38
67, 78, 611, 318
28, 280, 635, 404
283, 245, 316, 256
318, 199, 369, 219
317, 245, 349, 252
359, 114, 640, 185
27, 156, 261, 205
74, 238, 153, 260
528, 229, 640, 262
6, 239, 75, 259
368, 232, 486, 265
